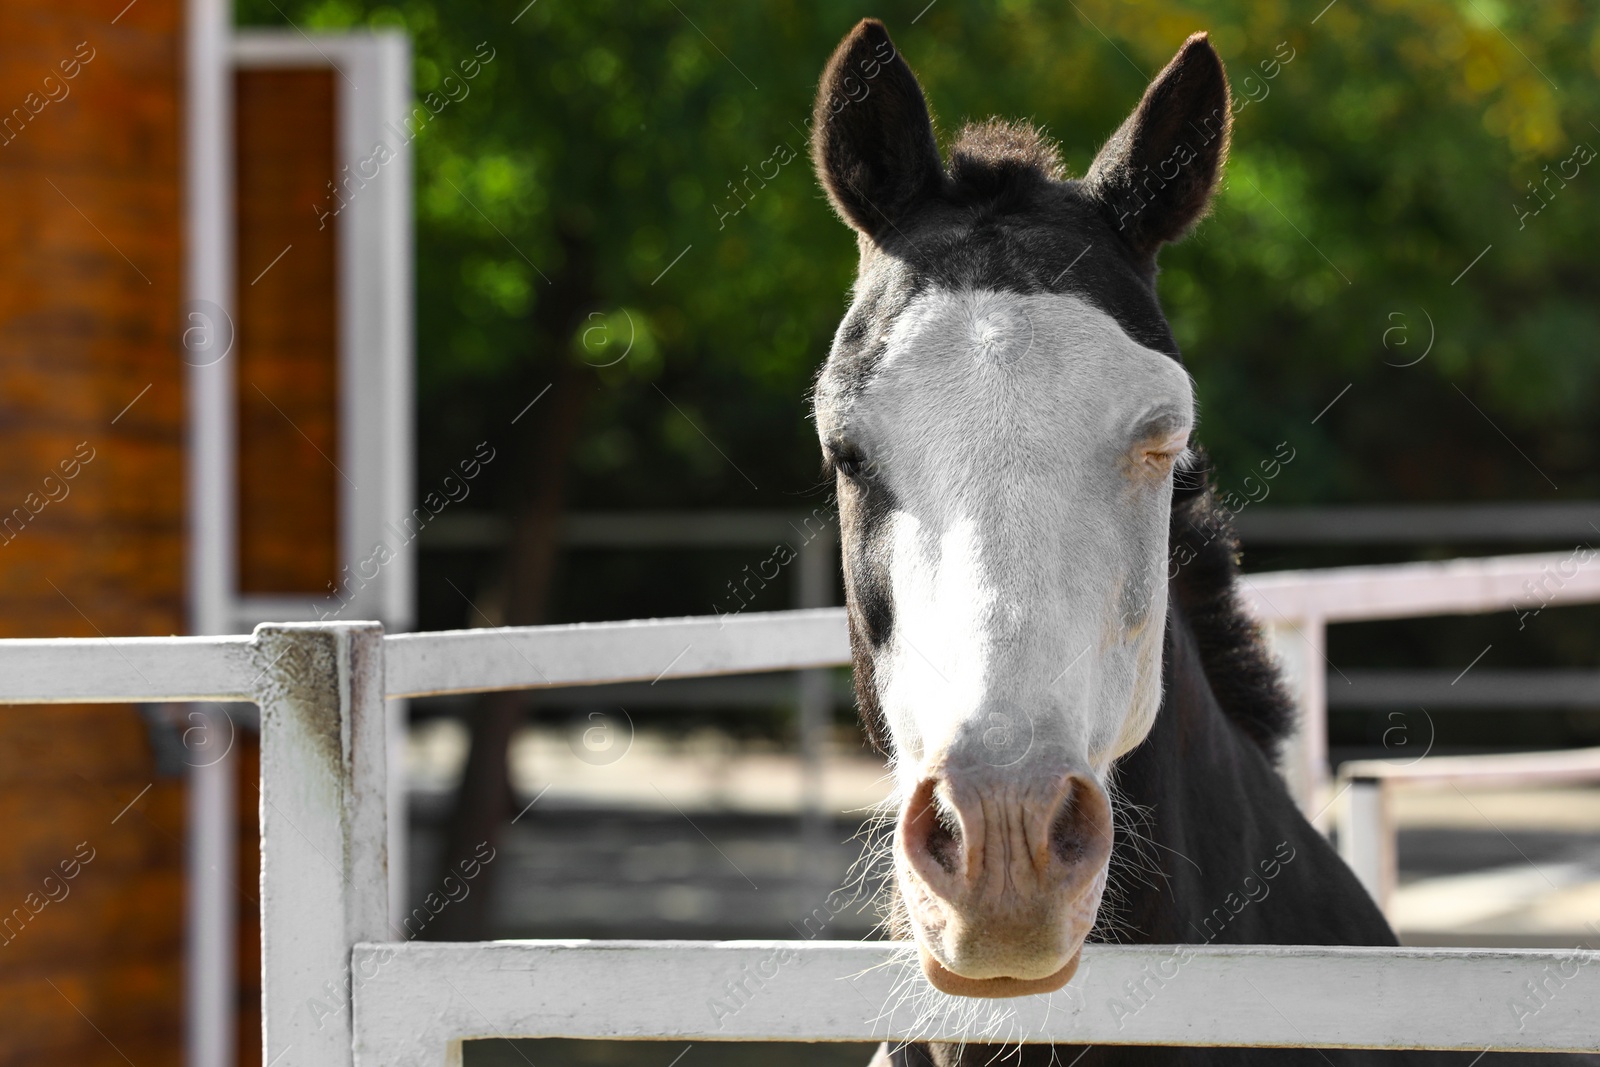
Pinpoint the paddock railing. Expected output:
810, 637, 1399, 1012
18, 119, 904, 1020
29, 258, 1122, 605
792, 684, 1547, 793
2, 552, 1599, 1062
1239, 550, 1600, 823
1335, 745, 1600, 912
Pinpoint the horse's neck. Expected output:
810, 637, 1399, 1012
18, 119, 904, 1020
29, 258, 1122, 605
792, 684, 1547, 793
1098, 600, 1397, 948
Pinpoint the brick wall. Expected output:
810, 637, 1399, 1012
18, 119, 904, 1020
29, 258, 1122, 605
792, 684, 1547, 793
0, 1, 187, 1063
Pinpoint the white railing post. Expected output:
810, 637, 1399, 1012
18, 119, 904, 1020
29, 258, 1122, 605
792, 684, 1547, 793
257, 623, 389, 1067
1263, 614, 1330, 827
1335, 774, 1391, 910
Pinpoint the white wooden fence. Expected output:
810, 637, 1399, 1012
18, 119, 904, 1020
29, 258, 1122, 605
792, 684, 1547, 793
1238, 550, 1600, 902
1335, 746, 1600, 912
3, 551, 1600, 1061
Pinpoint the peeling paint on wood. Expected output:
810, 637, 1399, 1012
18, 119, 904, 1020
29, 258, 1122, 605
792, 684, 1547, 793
258, 623, 388, 1067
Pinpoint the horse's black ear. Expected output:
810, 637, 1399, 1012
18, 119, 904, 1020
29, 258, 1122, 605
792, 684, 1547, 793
811, 19, 943, 239
1086, 33, 1231, 260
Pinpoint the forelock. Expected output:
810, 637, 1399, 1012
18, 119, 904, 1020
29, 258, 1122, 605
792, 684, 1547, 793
948, 119, 1067, 202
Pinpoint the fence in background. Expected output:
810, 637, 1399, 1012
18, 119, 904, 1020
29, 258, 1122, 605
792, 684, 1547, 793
1335, 746, 1600, 911
425, 509, 841, 831
1239, 552, 1600, 822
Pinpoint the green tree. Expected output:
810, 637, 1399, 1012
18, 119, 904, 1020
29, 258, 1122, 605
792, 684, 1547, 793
239, 0, 1600, 526
238, 0, 1600, 930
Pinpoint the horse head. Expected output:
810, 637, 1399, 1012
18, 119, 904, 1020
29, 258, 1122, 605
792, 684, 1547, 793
811, 18, 1229, 997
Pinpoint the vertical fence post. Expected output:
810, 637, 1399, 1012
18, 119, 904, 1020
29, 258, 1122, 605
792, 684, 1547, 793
1264, 614, 1331, 829
1335, 774, 1393, 912
256, 623, 389, 1067
796, 523, 836, 869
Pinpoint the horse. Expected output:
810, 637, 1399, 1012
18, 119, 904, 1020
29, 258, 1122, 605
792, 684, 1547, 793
807, 19, 1599, 1066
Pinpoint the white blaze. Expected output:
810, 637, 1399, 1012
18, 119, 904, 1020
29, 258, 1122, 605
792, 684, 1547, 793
822, 289, 1194, 795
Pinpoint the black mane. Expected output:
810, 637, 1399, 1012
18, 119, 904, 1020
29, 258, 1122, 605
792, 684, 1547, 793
1168, 450, 1296, 754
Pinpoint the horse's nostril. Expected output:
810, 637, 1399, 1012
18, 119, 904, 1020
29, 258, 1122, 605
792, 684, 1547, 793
904, 777, 964, 877
926, 805, 963, 872
1050, 776, 1105, 868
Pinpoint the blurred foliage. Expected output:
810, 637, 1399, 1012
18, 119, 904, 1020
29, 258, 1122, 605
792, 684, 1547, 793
234, 0, 1600, 528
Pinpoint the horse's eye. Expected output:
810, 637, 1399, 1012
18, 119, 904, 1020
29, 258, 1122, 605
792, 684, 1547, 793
830, 443, 867, 480
1140, 446, 1183, 473
1129, 420, 1191, 478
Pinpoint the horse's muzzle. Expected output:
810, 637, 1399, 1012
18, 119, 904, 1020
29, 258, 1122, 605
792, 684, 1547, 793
895, 768, 1113, 997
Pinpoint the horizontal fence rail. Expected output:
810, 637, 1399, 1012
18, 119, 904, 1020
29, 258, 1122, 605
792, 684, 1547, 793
0, 611, 852, 706
0, 634, 259, 704
1238, 550, 1600, 623
384, 607, 850, 698
350, 940, 1600, 1063
1341, 746, 1600, 788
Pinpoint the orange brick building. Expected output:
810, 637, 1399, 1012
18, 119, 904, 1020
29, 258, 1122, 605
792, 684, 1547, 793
0, 4, 412, 1065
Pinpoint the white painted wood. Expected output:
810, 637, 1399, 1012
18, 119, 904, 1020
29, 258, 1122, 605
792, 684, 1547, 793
0, 636, 258, 703
384, 608, 851, 699
1336, 747, 1600, 920
259, 624, 389, 1067
1263, 616, 1328, 822
351, 939, 1600, 1060
229, 31, 416, 635
6, 550, 1600, 1059
337, 33, 415, 633
184, 0, 243, 1025
232, 33, 347, 66
1341, 746, 1600, 788
1336, 779, 1389, 908
331, 32, 416, 926
1242, 551, 1600, 832
1239, 550, 1600, 624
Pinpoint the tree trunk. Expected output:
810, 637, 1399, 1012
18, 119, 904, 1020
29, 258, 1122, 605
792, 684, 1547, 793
428, 231, 595, 941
